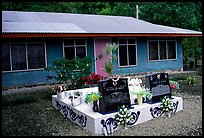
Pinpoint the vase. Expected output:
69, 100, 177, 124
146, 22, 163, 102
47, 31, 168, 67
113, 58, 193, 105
57, 92, 65, 99
137, 95, 143, 106
92, 100, 99, 112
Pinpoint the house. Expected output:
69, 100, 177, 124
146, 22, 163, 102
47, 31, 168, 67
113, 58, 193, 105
2, 11, 202, 88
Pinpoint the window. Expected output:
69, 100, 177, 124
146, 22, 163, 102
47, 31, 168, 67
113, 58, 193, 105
2, 42, 46, 72
167, 41, 176, 59
2, 44, 11, 71
11, 44, 27, 70
149, 41, 158, 60
27, 43, 46, 69
148, 38, 176, 61
64, 39, 86, 60
118, 38, 137, 67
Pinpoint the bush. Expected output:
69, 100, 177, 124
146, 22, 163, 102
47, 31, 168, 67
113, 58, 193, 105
45, 57, 92, 90
186, 76, 197, 86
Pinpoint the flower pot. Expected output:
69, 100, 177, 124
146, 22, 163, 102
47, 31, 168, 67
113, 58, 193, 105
70, 96, 81, 107
92, 100, 99, 112
57, 92, 65, 99
137, 95, 143, 106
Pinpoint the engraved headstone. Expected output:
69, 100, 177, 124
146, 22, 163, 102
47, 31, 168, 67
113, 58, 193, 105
145, 73, 171, 102
98, 78, 131, 113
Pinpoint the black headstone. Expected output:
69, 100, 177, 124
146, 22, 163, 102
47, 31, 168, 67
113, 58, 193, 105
98, 78, 131, 113
145, 73, 171, 102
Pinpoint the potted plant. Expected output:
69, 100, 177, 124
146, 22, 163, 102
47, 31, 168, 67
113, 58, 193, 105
69, 91, 83, 106
52, 85, 67, 100
160, 96, 173, 117
129, 86, 152, 106
84, 92, 102, 112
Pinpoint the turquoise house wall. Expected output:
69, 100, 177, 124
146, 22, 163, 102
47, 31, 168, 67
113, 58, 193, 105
113, 37, 183, 75
87, 38, 95, 73
2, 37, 95, 87
2, 37, 182, 87
2, 38, 63, 87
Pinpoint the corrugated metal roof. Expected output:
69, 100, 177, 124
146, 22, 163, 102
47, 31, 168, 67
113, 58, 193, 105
2, 11, 202, 35
2, 22, 86, 33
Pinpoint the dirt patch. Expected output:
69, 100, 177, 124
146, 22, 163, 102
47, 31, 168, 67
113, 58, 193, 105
2, 72, 202, 136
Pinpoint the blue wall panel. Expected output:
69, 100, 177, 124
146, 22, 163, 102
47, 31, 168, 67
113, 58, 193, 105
2, 37, 183, 87
2, 38, 63, 87
2, 70, 50, 87
113, 37, 183, 75
87, 38, 95, 73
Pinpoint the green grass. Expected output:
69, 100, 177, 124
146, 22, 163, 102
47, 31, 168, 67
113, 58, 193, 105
2, 96, 37, 106
2, 89, 54, 106
169, 76, 187, 81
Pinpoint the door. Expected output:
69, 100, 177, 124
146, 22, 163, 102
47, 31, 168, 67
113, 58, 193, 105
94, 38, 111, 78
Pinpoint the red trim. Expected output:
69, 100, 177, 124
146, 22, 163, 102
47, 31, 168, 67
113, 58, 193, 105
2, 33, 202, 38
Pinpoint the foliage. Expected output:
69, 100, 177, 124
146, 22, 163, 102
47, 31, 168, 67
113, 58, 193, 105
81, 72, 103, 85
45, 57, 92, 90
183, 37, 202, 68
169, 80, 180, 90
103, 43, 118, 77
130, 86, 152, 100
160, 96, 173, 113
115, 105, 133, 127
186, 76, 197, 86
84, 92, 101, 103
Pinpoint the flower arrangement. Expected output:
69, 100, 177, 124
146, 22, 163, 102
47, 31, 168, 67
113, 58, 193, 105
73, 91, 82, 97
52, 85, 67, 93
81, 72, 103, 85
130, 86, 152, 100
115, 105, 133, 128
169, 80, 180, 90
160, 96, 173, 113
84, 92, 102, 104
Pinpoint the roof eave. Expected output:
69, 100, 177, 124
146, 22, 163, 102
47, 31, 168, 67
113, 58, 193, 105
2, 33, 202, 38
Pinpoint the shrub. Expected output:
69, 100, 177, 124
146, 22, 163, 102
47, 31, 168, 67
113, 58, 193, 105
45, 57, 92, 90
186, 76, 197, 86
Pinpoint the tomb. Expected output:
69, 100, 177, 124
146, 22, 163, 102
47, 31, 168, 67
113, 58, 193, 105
145, 73, 171, 103
98, 78, 131, 113
52, 85, 183, 135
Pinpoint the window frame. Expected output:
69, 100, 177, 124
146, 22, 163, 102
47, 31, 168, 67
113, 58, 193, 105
117, 38, 138, 67
147, 37, 177, 61
2, 41, 47, 73
63, 38, 87, 59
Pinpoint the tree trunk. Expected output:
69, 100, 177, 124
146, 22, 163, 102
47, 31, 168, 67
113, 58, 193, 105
194, 46, 197, 68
